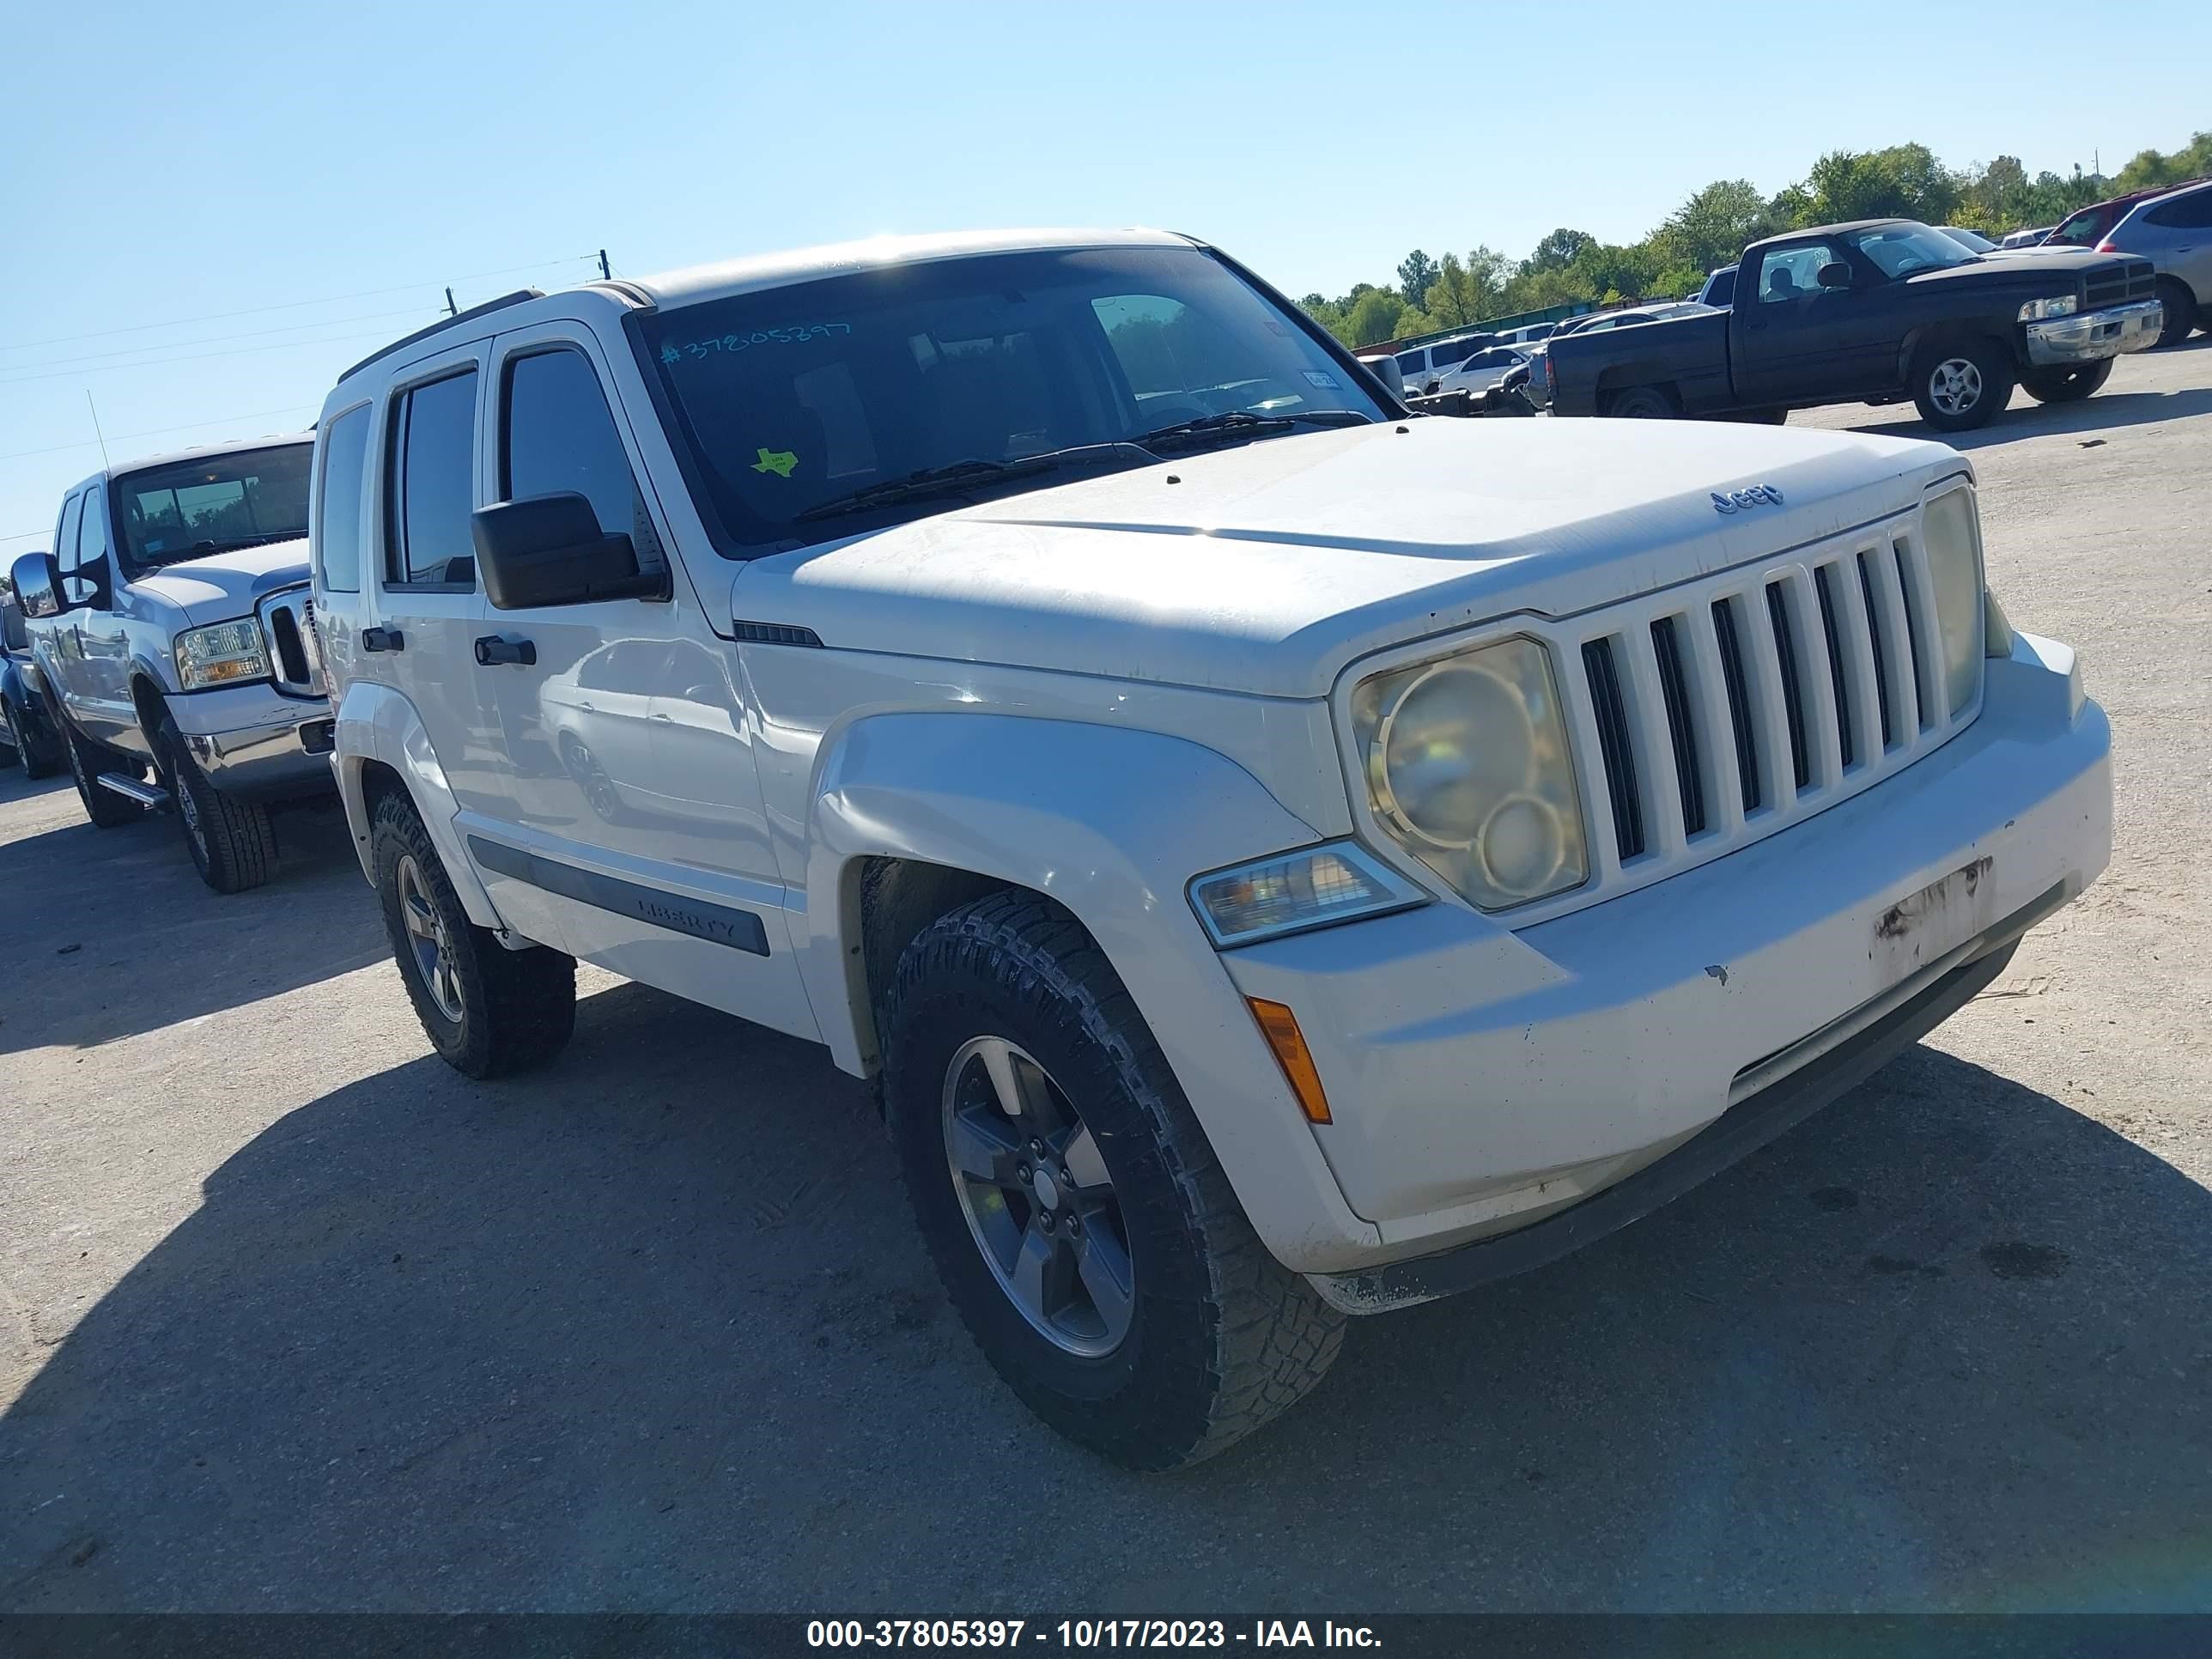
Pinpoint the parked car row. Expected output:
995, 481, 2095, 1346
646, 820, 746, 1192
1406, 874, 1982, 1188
9, 226, 2115, 1474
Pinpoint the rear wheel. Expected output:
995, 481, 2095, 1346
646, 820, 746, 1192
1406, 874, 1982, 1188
7, 691, 61, 779
1911, 339, 2013, 432
371, 792, 576, 1079
880, 891, 1344, 1469
61, 720, 144, 828
153, 713, 277, 893
2154, 278, 2198, 347
1605, 385, 1679, 419
2021, 358, 2114, 404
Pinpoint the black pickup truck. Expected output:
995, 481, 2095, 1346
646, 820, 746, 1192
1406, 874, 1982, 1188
1547, 218, 2165, 432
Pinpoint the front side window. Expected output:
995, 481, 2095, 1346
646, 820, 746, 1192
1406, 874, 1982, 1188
501, 348, 645, 544
1759, 243, 1843, 301
637, 246, 1385, 554
386, 371, 479, 587
114, 444, 312, 575
76, 484, 110, 574
53, 493, 84, 574
316, 405, 372, 592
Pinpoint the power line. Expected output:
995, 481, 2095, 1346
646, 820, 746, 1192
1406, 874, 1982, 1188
0, 403, 319, 464
0, 254, 599, 355
0, 325, 427, 388
4, 304, 440, 376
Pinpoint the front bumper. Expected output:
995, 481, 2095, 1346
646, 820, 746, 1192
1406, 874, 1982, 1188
167, 680, 337, 800
2025, 298, 2164, 365
1216, 630, 2111, 1290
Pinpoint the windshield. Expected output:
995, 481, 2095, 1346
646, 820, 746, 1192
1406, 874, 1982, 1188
1847, 222, 1978, 277
115, 443, 313, 573
636, 246, 1386, 552
1941, 227, 1997, 252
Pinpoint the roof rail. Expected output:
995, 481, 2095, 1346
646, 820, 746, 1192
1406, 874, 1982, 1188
336, 289, 545, 383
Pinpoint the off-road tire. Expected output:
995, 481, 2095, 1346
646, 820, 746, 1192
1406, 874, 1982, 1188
61, 719, 145, 828
370, 792, 576, 1079
2021, 358, 2114, 404
1911, 337, 2013, 433
880, 890, 1345, 1470
154, 714, 277, 893
2154, 279, 2198, 348
1604, 385, 1679, 419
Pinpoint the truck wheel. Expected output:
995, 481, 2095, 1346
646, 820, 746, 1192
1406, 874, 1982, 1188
6, 693, 60, 779
2154, 279, 2197, 348
1911, 341, 2012, 432
370, 792, 576, 1079
0, 702, 16, 769
2021, 359, 2114, 404
61, 720, 145, 829
879, 891, 1345, 1470
152, 714, 278, 893
1605, 386, 1678, 419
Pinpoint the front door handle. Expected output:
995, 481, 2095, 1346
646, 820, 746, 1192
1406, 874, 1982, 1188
473, 635, 537, 667
362, 627, 404, 653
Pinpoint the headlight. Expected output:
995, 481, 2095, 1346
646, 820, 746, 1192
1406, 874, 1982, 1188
1922, 487, 1985, 720
1189, 842, 1426, 948
2018, 295, 2078, 322
1349, 635, 1588, 912
174, 619, 270, 690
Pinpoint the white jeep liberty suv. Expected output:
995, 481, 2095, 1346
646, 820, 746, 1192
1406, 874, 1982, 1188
312, 230, 2112, 1468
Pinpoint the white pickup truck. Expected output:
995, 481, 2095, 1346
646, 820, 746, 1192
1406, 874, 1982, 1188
10, 436, 337, 891
310, 230, 2112, 1468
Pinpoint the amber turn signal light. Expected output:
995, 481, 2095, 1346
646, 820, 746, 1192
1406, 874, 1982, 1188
1247, 997, 1331, 1124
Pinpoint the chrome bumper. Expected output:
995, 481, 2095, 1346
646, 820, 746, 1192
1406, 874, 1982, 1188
2025, 298, 2164, 365
167, 681, 337, 800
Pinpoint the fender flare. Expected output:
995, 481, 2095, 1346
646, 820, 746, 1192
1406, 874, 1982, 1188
1896, 319, 2019, 386
799, 710, 1386, 1271
332, 678, 504, 930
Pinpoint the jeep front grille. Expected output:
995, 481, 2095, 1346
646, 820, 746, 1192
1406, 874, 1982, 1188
2083, 257, 2155, 309
258, 587, 325, 699
1557, 512, 1978, 909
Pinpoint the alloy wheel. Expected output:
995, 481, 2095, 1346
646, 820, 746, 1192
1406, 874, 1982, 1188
941, 1035, 1135, 1358
1929, 356, 1983, 416
396, 854, 465, 1022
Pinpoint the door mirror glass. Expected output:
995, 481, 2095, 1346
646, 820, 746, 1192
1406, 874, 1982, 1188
9, 551, 70, 618
471, 493, 665, 611
1816, 261, 1854, 290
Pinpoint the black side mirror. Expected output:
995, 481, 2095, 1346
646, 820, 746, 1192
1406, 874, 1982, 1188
9, 551, 69, 619
471, 494, 667, 611
1816, 261, 1854, 290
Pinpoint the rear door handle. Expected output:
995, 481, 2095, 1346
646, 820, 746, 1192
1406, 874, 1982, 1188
473, 635, 537, 667
362, 627, 404, 653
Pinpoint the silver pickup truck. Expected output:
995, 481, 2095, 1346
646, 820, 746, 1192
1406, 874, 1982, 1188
9, 434, 336, 891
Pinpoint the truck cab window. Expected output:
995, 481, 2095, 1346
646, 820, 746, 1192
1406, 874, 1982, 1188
501, 348, 645, 546
1759, 245, 1840, 302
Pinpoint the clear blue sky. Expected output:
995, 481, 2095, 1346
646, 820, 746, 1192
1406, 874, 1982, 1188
4, 0, 2205, 549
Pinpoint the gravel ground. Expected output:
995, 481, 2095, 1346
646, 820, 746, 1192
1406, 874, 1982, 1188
3, 341, 2208, 1613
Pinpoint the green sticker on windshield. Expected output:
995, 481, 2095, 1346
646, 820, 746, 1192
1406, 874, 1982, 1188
751, 447, 799, 478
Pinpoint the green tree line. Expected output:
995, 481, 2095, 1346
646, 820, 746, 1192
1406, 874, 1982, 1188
1304, 131, 2212, 349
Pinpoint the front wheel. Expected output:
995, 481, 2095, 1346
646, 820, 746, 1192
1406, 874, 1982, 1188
880, 891, 1345, 1470
2021, 358, 2114, 404
2155, 279, 2198, 348
1911, 340, 2013, 432
371, 793, 577, 1078
154, 714, 277, 893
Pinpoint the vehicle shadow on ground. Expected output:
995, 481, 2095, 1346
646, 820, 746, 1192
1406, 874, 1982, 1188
0, 799, 383, 1056
1847, 376, 2212, 449
5, 980, 2208, 1611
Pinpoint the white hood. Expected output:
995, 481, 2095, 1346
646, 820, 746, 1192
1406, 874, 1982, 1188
733, 419, 1968, 699
129, 539, 312, 627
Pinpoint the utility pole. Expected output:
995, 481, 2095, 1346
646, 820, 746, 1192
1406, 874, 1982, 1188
598, 249, 611, 281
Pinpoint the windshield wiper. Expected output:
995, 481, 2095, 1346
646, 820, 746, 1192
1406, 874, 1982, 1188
791, 443, 1151, 523
1126, 409, 1372, 450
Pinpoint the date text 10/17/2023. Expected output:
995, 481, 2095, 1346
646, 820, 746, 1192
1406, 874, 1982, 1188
805, 1620, 1382, 1649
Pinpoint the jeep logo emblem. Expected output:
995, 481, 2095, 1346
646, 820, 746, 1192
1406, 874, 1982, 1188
1712, 484, 1785, 515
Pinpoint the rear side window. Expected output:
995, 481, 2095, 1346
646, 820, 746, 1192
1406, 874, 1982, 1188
316, 405, 372, 592
500, 349, 644, 543
386, 371, 479, 587
2147, 188, 2212, 230
53, 493, 83, 574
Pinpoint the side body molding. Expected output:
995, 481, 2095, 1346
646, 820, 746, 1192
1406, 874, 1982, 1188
332, 678, 504, 932
799, 712, 1386, 1271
